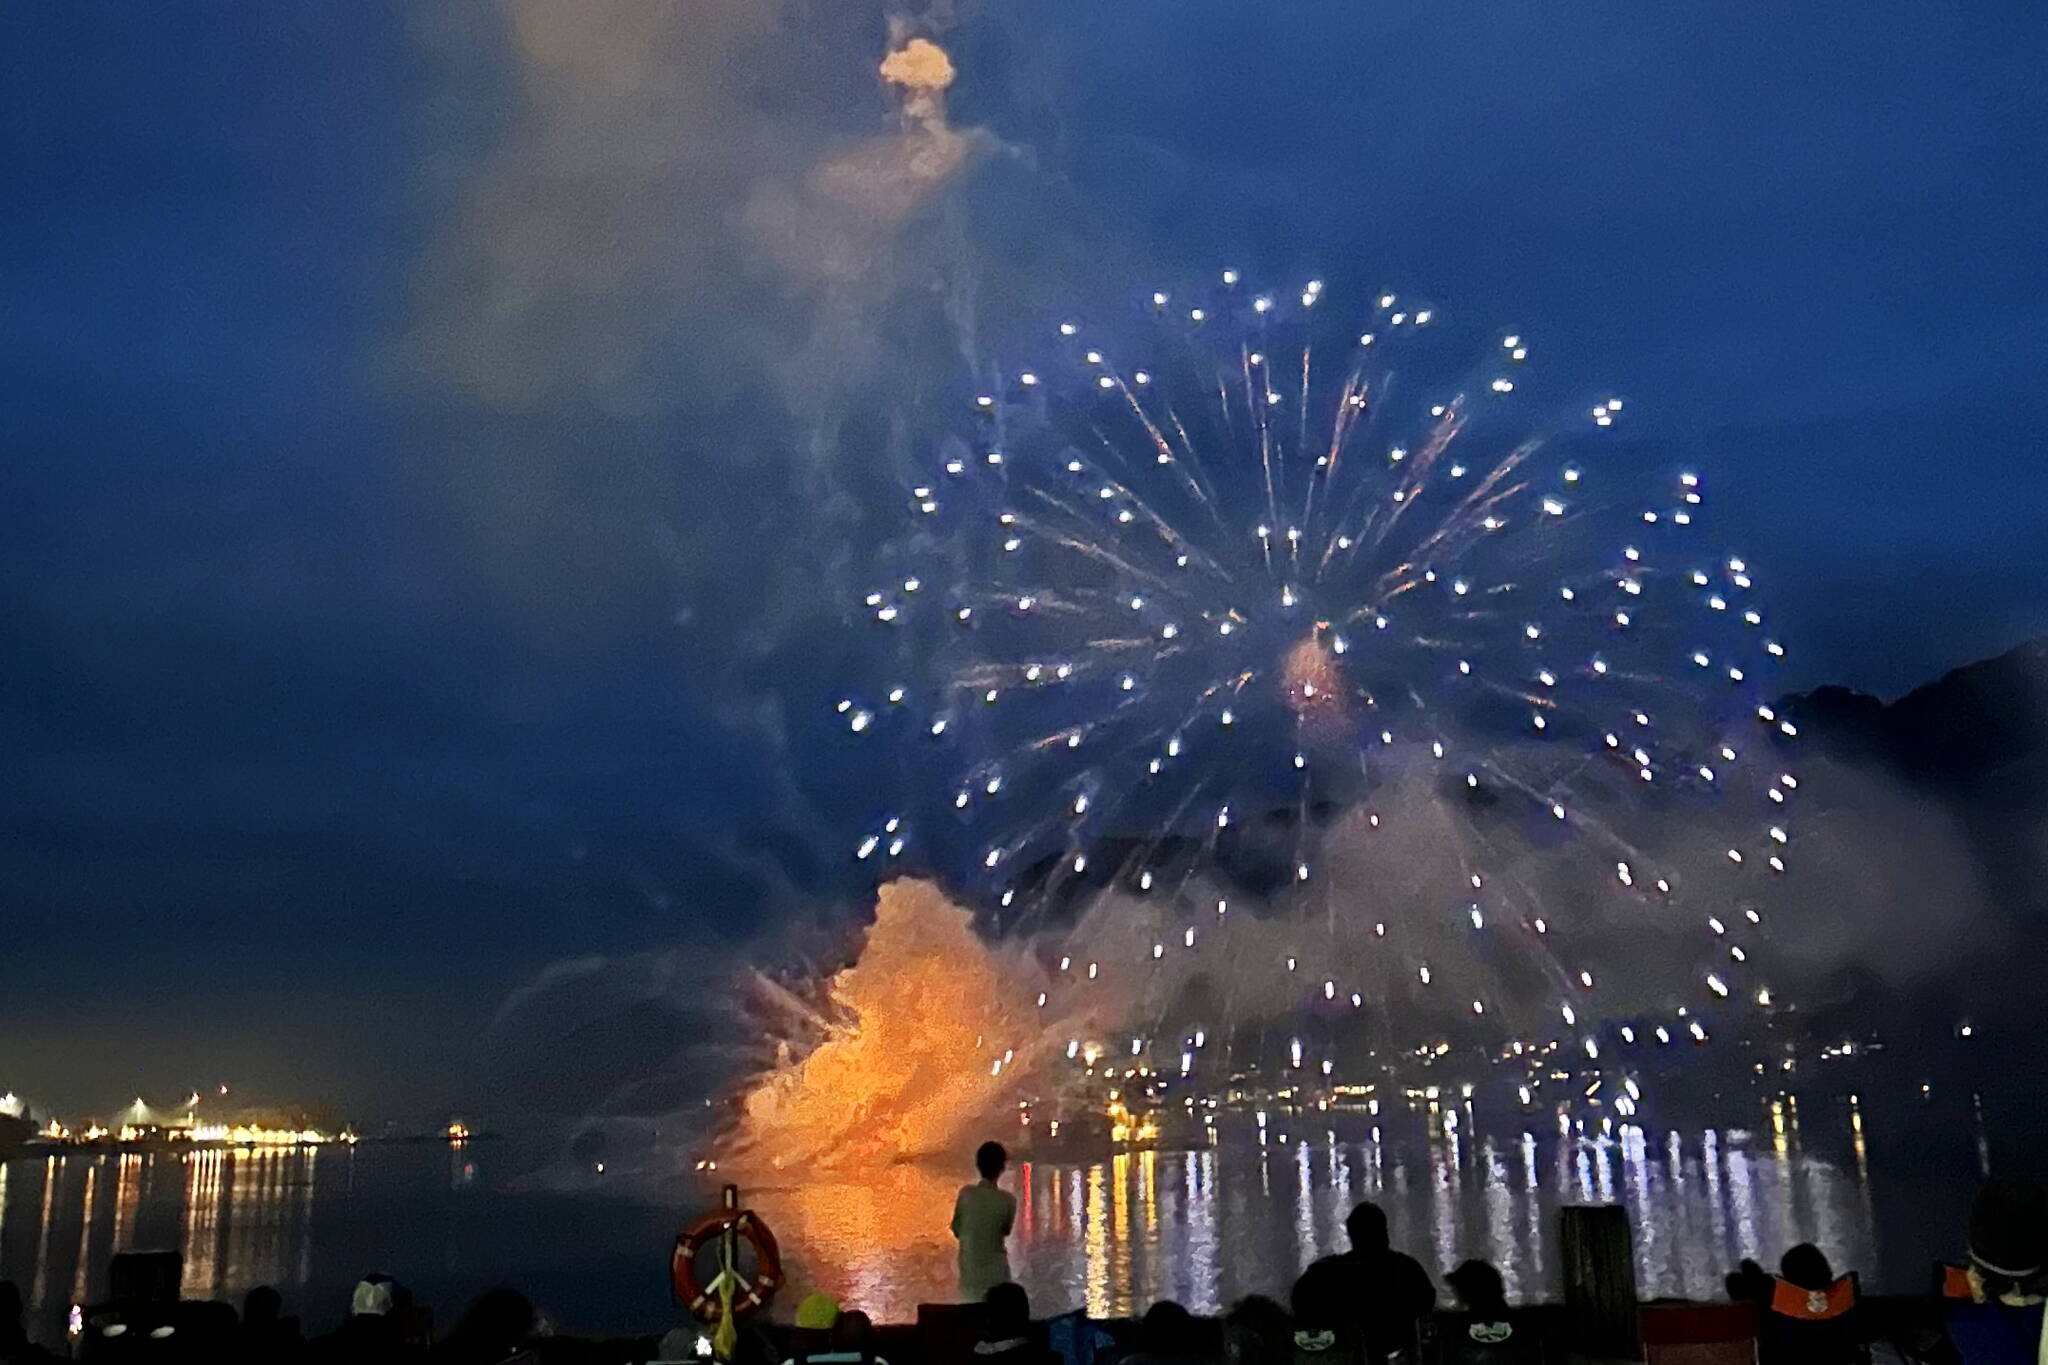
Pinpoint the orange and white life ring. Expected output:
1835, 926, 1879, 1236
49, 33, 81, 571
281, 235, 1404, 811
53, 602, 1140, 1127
671, 1202, 784, 1321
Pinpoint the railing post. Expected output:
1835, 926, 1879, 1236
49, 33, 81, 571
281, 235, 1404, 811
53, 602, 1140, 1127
1559, 1204, 1641, 1360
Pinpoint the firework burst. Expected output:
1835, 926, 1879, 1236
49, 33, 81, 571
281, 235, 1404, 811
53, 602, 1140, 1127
840, 274, 1798, 1079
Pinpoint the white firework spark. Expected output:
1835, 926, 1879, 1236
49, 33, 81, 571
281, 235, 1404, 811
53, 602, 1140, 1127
844, 275, 1797, 1071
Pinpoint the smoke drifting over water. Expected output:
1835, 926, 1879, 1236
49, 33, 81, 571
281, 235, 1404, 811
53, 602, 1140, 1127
721, 765, 1995, 1176
486, 737, 2004, 1184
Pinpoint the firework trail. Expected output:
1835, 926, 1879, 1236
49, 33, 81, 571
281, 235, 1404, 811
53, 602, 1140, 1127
837, 274, 1800, 1095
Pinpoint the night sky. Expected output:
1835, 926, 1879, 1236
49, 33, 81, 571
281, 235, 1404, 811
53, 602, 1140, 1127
3, 1, 2044, 1118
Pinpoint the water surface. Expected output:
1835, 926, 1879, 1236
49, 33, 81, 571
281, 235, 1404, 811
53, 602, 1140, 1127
0, 1096, 1998, 1350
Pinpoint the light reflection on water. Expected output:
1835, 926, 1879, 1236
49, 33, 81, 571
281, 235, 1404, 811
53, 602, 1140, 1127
1, 1148, 321, 1340
748, 1125, 1882, 1322
0, 1113, 1983, 1348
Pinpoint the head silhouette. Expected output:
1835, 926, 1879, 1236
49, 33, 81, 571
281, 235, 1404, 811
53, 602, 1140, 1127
1446, 1261, 1508, 1316
1970, 1177, 2048, 1284
1346, 1201, 1391, 1254
243, 1285, 283, 1325
976, 1141, 1008, 1181
833, 1309, 876, 1359
1140, 1300, 1197, 1356
1224, 1295, 1292, 1365
1780, 1244, 1834, 1291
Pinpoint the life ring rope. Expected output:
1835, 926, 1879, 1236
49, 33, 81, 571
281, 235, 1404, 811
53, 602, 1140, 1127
672, 1204, 784, 1322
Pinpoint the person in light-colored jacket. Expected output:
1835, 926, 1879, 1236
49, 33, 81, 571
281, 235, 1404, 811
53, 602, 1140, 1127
952, 1141, 1017, 1301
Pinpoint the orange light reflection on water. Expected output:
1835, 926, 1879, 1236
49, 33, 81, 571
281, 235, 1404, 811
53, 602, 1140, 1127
742, 1163, 960, 1318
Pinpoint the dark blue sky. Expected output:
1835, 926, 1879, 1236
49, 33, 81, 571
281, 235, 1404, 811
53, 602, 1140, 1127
3, 0, 2043, 1115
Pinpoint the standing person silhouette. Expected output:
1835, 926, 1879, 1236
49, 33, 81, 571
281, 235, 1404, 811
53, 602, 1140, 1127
1310, 1202, 1437, 1364
952, 1141, 1018, 1301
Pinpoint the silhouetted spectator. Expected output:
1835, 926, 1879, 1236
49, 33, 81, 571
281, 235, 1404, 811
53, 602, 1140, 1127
954, 1142, 1018, 1301
242, 1285, 283, 1328
313, 1275, 407, 1361
1725, 1258, 1772, 1306
1306, 1202, 1436, 1363
433, 1287, 536, 1364
784, 1291, 842, 1365
823, 1310, 889, 1365
1223, 1295, 1292, 1365
1289, 1261, 1362, 1365
1, 1280, 58, 1364
1976, 1178, 2048, 1284
1122, 1301, 1209, 1365
1759, 1244, 1861, 1365
654, 1317, 706, 1363
1445, 1262, 1507, 1318
240, 1285, 303, 1362
1943, 1177, 2048, 1365
780, 1307, 888, 1365
1442, 1261, 1540, 1363
974, 1283, 1054, 1365
773, 1299, 892, 1365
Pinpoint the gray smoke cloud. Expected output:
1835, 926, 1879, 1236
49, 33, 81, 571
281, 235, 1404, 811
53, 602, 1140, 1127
391, 0, 1016, 677
402, 2, 987, 418
385, 4, 1053, 992
388, 3, 1031, 1158
1037, 758, 1984, 1051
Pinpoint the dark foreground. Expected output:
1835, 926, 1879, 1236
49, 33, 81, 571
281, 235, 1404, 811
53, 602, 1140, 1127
0, 1253, 1973, 1364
